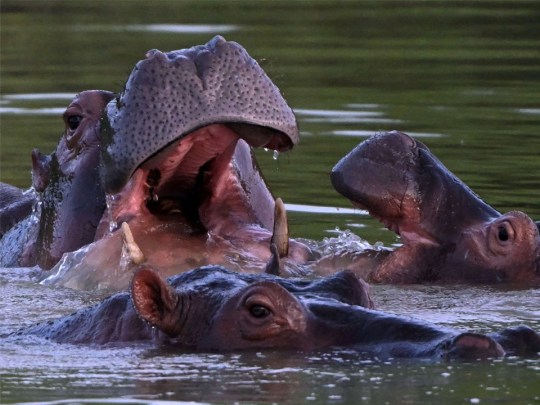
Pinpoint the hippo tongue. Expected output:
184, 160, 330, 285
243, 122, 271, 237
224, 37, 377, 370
100, 35, 299, 194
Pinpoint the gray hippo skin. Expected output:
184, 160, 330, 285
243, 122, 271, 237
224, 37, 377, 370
0, 90, 114, 268
330, 131, 540, 285
100, 35, 298, 194
15, 266, 540, 359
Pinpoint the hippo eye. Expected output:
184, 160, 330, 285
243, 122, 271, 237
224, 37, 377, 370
67, 115, 82, 130
249, 304, 271, 318
498, 226, 509, 242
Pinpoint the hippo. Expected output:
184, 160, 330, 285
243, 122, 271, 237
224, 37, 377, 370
14, 265, 540, 359
0, 90, 114, 269
329, 131, 540, 285
1, 36, 312, 290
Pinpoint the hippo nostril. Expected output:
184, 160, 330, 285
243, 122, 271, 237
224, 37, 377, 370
495, 221, 515, 245
388, 130, 416, 149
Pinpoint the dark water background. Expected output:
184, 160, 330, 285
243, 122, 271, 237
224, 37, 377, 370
1, 1, 539, 404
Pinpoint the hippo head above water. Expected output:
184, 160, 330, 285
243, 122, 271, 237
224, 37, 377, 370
331, 131, 540, 285
0, 90, 114, 269
18, 265, 540, 359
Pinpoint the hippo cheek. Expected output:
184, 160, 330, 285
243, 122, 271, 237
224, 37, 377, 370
456, 211, 540, 282
201, 282, 309, 351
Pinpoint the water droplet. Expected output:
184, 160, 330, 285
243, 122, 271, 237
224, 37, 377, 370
273, 150, 279, 160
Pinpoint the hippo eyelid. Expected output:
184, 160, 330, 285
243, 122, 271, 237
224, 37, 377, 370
62, 104, 88, 151
242, 293, 275, 318
248, 304, 271, 319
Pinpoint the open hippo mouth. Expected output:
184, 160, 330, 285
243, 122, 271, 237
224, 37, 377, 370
99, 123, 285, 237
94, 36, 301, 265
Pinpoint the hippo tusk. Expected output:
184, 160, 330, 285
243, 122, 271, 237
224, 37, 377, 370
121, 222, 145, 265
271, 197, 289, 258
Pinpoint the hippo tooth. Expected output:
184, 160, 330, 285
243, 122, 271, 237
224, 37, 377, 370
121, 222, 145, 265
271, 197, 289, 258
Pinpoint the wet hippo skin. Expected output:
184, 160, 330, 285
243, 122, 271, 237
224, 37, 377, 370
15, 266, 540, 359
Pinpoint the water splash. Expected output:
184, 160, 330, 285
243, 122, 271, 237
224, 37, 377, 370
40, 244, 92, 286
317, 228, 387, 256
105, 194, 118, 233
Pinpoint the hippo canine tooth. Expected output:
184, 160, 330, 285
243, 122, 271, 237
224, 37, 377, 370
271, 197, 289, 258
121, 222, 145, 265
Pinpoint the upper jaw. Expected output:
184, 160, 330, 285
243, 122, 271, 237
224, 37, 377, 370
100, 35, 299, 194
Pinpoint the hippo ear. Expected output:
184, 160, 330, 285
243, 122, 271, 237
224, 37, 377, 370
131, 268, 179, 335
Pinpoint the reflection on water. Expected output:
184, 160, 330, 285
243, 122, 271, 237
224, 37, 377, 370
0, 107, 66, 115
1, 0, 540, 404
284, 203, 366, 215
75, 23, 238, 34
0, 93, 77, 115
331, 129, 446, 138
2, 93, 76, 100
295, 107, 401, 124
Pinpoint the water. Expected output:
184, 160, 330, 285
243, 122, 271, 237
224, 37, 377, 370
1, 1, 539, 404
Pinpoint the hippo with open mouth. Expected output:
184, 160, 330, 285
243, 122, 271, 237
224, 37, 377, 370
13, 265, 540, 359
56, 36, 313, 290
329, 131, 540, 285
1, 36, 312, 289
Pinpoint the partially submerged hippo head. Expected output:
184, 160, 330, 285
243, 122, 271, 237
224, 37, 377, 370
32, 90, 115, 268
20, 265, 540, 358
331, 131, 540, 285
21, 265, 540, 358
0, 91, 114, 269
